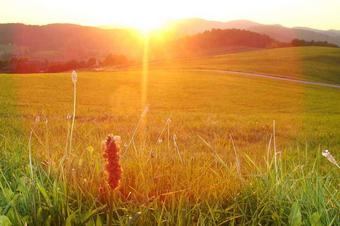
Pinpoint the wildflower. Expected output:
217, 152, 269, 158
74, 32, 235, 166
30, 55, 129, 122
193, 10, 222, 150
86, 146, 94, 155
71, 70, 77, 84
103, 135, 122, 190
66, 114, 72, 120
98, 184, 106, 195
322, 150, 340, 168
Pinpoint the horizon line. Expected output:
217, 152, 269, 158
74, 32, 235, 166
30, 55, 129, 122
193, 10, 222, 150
1, 18, 339, 32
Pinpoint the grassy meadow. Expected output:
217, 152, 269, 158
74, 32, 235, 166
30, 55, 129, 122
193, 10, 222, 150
0, 47, 339, 225
157, 47, 340, 84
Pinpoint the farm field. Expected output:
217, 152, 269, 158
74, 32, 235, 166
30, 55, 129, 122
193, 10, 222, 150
0, 47, 339, 225
155, 47, 340, 84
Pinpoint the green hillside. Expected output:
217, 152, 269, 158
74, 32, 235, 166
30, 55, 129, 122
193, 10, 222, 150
159, 47, 340, 84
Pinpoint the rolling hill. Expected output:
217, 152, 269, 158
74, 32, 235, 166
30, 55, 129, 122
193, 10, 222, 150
0, 20, 339, 74
154, 47, 340, 84
0, 23, 144, 61
0, 23, 283, 71
149, 29, 283, 59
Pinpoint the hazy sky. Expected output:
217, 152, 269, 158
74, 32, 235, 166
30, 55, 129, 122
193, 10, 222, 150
1, 0, 340, 30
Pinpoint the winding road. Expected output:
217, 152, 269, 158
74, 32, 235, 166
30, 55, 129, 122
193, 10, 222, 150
188, 69, 340, 89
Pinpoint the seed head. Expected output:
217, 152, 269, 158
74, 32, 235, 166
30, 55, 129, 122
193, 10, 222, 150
103, 135, 122, 190
71, 70, 77, 84
322, 150, 340, 168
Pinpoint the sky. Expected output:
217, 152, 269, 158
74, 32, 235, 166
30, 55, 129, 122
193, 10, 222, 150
1, 0, 340, 30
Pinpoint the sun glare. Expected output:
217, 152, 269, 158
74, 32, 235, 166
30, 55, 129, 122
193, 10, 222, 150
131, 19, 165, 35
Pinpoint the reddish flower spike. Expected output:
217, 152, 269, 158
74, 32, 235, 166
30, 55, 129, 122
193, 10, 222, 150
103, 135, 122, 190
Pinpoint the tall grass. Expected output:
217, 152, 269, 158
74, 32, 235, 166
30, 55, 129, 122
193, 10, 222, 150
0, 71, 339, 225
0, 118, 338, 225
69, 70, 78, 154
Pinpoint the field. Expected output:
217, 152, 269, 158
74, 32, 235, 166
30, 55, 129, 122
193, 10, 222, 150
0, 47, 339, 225
157, 46, 340, 84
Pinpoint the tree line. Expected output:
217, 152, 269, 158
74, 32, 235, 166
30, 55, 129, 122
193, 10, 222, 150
1, 36, 338, 73
0, 54, 129, 73
291, 39, 338, 47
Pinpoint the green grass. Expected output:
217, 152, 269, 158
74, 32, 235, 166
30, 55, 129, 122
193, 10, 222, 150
0, 47, 339, 225
156, 47, 340, 84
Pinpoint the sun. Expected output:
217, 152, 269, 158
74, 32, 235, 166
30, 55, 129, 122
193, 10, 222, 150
131, 18, 165, 35
137, 24, 159, 35
134, 21, 162, 35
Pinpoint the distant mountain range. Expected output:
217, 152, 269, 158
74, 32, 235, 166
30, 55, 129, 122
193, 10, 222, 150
164, 18, 340, 45
0, 19, 339, 63
0, 23, 144, 61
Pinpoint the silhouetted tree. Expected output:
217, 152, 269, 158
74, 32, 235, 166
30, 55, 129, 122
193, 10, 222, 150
101, 54, 128, 66
87, 57, 97, 67
291, 39, 338, 47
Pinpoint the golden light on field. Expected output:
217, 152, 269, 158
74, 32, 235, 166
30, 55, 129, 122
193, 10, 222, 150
141, 37, 149, 107
140, 34, 150, 137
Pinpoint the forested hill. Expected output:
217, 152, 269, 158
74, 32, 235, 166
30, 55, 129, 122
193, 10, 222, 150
0, 23, 337, 73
